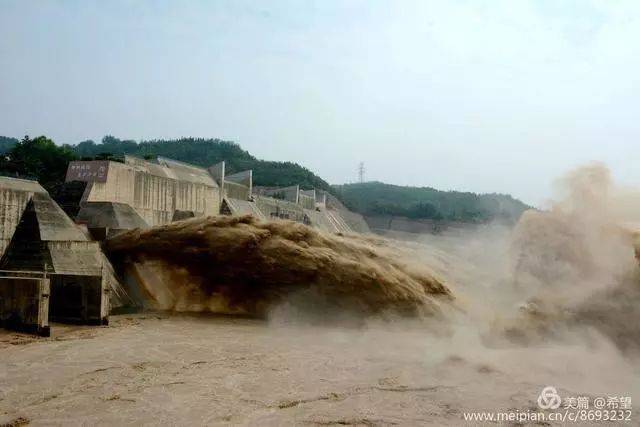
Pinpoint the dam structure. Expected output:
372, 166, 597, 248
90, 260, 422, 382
0, 177, 111, 335
0, 155, 369, 335
65, 156, 369, 236
67, 155, 221, 238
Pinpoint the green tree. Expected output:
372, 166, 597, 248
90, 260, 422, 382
64, 135, 334, 192
334, 181, 530, 224
0, 136, 18, 154
0, 135, 77, 191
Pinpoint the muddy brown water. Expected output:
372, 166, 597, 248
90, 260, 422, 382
2, 313, 638, 426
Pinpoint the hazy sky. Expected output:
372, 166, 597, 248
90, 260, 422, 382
1, 0, 638, 206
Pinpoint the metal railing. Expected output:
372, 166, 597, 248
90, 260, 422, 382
0, 269, 49, 279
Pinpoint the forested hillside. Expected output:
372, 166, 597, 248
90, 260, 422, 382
334, 182, 530, 223
0, 136, 76, 189
1, 134, 530, 224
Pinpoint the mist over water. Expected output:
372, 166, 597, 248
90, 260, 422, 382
348, 162, 640, 408
104, 163, 640, 410
105, 163, 640, 348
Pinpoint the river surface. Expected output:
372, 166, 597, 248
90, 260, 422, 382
2, 313, 638, 426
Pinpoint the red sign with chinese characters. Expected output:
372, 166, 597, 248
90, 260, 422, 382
65, 161, 110, 183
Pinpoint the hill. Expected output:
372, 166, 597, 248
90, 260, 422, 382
333, 181, 530, 224
1, 134, 530, 224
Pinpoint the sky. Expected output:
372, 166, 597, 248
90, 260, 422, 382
1, 0, 639, 206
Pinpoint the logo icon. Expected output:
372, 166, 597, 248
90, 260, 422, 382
537, 386, 561, 410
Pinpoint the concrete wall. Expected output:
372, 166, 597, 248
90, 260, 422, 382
322, 192, 370, 233
279, 185, 300, 203
303, 208, 357, 234
256, 185, 299, 203
74, 201, 148, 232
298, 192, 315, 210
364, 215, 475, 235
223, 169, 252, 201
332, 209, 370, 234
254, 195, 306, 222
224, 181, 251, 201
0, 179, 47, 257
0, 179, 112, 325
72, 159, 220, 227
0, 276, 50, 336
33, 193, 88, 242
0, 189, 33, 257
222, 197, 265, 218
208, 161, 253, 201
208, 161, 226, 205
208, 161, 225, 186
67, 158, 371, 238
314, 190, 328, 208
303, 209, 340, 233
225, 170, 252, 187
254, 186, 317, 210
225, 184, 367, 234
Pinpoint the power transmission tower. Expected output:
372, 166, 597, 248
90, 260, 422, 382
358, 162, 365, 183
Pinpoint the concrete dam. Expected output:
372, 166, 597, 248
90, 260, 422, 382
66, 155, 368, 237
0, 155, 369, 335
